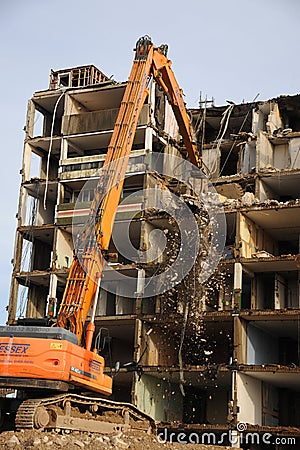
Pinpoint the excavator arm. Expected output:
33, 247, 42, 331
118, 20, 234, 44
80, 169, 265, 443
57, 36, 200, 349
151, 45, 199, 167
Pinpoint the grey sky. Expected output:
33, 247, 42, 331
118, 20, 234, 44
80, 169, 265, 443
0, 0, 299, 324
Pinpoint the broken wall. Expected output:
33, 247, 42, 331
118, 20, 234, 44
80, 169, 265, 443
247, 323, 278, 364
237, 373, 262, 425
238, 213, 277, 258
55, 229, 73, 269
140, 325, 179, 367
134, 374, 183, 422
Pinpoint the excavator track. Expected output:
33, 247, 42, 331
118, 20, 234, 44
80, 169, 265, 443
15, 394, 156, 434
15, 395, 67, 430
15, 399, 41, 429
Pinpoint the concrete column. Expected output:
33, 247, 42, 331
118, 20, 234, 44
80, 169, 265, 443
219, 284, 225, 310
25, 99, 35, 139
61, 137, 68, 160
233, 262, 242, 308
135, 268, 145, 314
149, 79, 156, 125
7, 277, 20, 324
132, 319, 143, 405
144, 80, 155, 152
145, 126, 153, 153
47, 273, 58, 317
23, 142, 32, 181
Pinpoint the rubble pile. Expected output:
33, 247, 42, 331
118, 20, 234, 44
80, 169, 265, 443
0, 429, 238, 450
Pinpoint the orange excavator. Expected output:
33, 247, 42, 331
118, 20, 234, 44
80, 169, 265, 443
0, 36, 199, 432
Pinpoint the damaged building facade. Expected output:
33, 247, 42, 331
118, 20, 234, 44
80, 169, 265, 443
7, 64, 300, 446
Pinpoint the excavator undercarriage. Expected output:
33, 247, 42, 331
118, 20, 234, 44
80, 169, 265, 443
0, 391, 155, 433
15, 394, 156, 434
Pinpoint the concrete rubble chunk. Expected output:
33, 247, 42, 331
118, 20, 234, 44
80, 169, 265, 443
110, 436, 129, 448
112, 431, 123, 439
74, 439, 85, 448
54, 437, 66, 447
7, 435, 20, 446
102, 435, 110, 442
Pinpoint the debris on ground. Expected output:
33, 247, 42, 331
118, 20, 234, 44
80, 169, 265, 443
0, 429, 239, 450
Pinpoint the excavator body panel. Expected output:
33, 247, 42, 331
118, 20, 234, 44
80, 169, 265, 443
0, 327, 112, 395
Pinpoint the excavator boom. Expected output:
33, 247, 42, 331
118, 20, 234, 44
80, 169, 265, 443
0, 36, 199, 429
57, 36, 200, 348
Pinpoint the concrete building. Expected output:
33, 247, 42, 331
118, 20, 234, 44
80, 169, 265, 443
7, 65, 300, 446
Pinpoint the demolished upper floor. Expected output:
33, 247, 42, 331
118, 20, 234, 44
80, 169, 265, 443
191, 93, 300, 179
